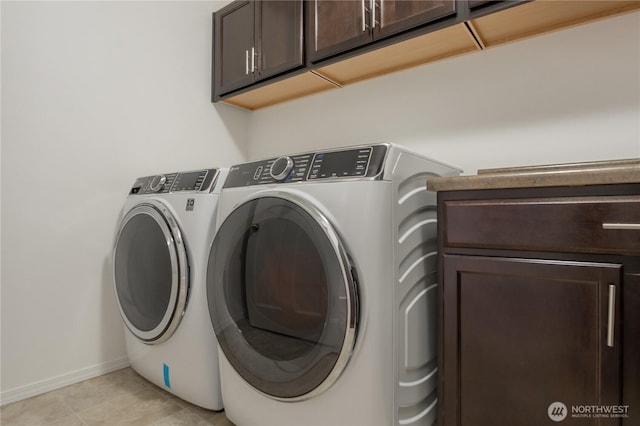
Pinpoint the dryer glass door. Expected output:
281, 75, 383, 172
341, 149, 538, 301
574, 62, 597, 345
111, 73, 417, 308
113, 202, 188, 344
207, 196, 358, 400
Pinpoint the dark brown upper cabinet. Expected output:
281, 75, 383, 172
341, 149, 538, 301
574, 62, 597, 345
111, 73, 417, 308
467, 0, 494, 9
307, 0, 456, 63
214, 0, 640, 110
214, 0, 303, 98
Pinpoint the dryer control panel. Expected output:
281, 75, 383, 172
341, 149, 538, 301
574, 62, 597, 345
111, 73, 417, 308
129, 169, 219, 195
224, 145, 388, 188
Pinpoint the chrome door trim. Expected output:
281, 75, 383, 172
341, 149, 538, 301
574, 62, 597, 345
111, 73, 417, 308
113, 200, 188, 344
238, 190, 359, 402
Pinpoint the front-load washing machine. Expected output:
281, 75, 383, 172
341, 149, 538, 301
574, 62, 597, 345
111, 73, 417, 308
206, 144, 461, 425
113, 168, 226, 410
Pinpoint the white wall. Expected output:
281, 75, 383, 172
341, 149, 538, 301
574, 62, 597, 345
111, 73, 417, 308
1, 0, 639, 407
247, 11, 640, 171
1, 0, 248, 403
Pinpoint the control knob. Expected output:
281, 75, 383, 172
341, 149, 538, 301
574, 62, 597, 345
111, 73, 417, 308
149, 175, 167, 192
270, 156, 294, 181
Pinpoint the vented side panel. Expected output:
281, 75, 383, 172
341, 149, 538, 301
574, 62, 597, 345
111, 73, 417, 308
391, 150, 460, 426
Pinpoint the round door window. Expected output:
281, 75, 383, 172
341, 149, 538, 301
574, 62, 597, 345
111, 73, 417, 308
207, 195, 358, 400
113, 202, 188, 344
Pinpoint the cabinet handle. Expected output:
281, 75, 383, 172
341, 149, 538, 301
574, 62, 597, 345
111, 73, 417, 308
251, 47, 256, 73
361, 0, 370, 32
371, 0, 379, 29
602, 223, 640, 230
245, 50, 249, 75
607, 284, 616, 348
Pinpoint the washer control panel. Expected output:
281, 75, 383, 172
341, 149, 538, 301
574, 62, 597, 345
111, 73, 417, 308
129, 169, 218, 195
224, 145, 388, 188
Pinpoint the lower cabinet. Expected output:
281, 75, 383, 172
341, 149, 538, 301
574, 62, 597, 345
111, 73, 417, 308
622, 270, 640, 423
437, 186, 640, 426
443, 255, 621, 425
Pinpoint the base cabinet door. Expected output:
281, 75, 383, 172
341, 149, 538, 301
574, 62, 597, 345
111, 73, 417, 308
442, 255, 622, 426
623, 271, 640, 424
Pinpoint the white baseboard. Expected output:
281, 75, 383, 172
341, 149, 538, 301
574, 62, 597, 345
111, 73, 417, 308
0, 357, 130, 406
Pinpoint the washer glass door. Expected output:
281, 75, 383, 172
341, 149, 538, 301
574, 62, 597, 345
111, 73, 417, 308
113, 202, 188, 344
207, 195, 358, 400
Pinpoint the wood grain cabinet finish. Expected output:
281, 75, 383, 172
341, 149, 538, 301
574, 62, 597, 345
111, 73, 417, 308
437, 185, 640, 426
213, 1, 640, 109
214, 1, 254, 97
467, 0, 494, 9
306, 0, 371, 63
307, 0, 455, 62
443, 255, 621, 426
214, 0, 303, 97
443, 195, 640, 255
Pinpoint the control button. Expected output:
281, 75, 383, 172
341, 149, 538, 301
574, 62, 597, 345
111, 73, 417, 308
253, 166, 264, 180
149, 175, 167, 192
270, 156, 294, 181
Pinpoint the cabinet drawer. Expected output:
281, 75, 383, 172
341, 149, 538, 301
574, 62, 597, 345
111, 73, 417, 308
443, 195, 640, 255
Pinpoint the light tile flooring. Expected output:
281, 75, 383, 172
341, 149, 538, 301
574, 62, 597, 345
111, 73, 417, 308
1, 367, 234, 425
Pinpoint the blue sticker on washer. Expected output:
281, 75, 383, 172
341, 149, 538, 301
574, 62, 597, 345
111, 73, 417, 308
163, 363, 171, 388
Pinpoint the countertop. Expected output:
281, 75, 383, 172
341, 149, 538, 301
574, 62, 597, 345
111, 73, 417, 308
427, 158, 640, 192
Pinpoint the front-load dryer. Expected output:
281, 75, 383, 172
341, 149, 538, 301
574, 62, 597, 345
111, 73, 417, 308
206, 144, 461, 425
113, 168, 226, 410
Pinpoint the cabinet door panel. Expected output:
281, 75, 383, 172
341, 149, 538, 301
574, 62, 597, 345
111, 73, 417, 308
308, 0, 372, 62
623, 270, 640, 425
442, 255, 621, 426
375, 0, 455, 39
214, 1, 255, 96
257, 1, 303, 81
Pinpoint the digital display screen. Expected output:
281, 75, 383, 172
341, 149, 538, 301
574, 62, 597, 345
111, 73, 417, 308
312, 148, 370, 179
172, 171, 204, 191
319, 151, 358, 176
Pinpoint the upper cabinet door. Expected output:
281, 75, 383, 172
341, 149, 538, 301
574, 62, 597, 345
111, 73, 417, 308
214, 1, 255, 96
214, 0, 303, 98
307, 0, 372, 63
374, 0, 455, 40
256, 1, 304, 81
307, 0, 456, 63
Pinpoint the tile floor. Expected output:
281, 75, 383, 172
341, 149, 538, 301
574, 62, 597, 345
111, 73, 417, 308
0, 367, 234, 425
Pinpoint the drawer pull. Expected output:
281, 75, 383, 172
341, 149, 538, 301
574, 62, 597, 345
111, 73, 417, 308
607, 284, 616, 348
602, 223, 640, 230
